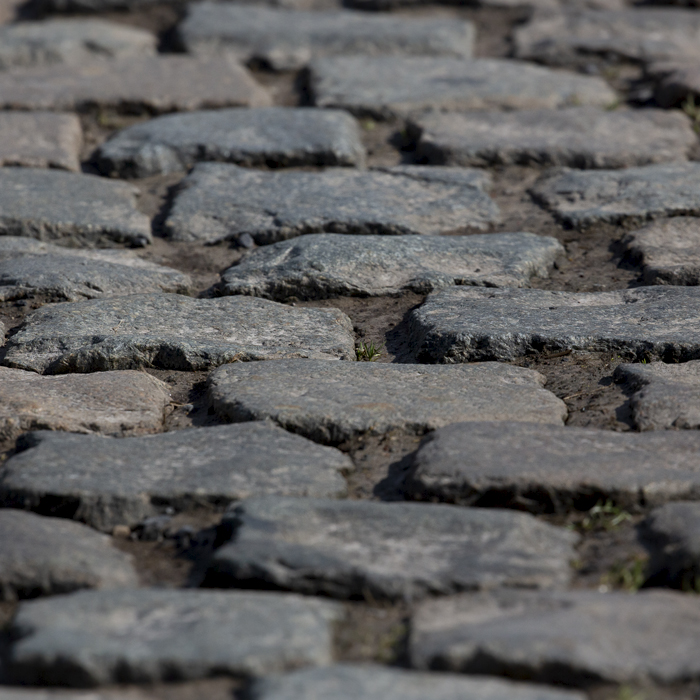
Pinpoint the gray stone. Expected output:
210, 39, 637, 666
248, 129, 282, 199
407, 420, 700, 512
0, 54, 270, 113
248, 665, 587, 700
0, 422, 350, 531
208, 360, 567, 445
0, 111, 81, 171
0, 509, 137, 600
0, 19, 155, 70
0, 366, 172, 441
614, 360, 700, 431
218, 233, 563, 299
410, 107, 695, 168
649, 58, 700, 108
530, 163, 700, 228
178, 4, 474, 71
407, 286, 700, 363
514, 8, 700, 68
95, 107, 364, 179
2, 293, 355, 373
165, 164, 499, 246
343, 0, 564, 11
9, 589, 341, 686
410, 589, 700, 685
0, 168, 151, 247
204, 497, 578, 598
310, 56, 617, 120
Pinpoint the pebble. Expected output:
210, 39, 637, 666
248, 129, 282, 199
310, 56, 617, 120
649, 57, 700, 108
410, 107, 695, 168
207, 360, 567, 445
2, 293, 355, 373
165, 164, 499, 245
0, 423, 350, 531
204, 496, 578, 598
95, 107, 364, 179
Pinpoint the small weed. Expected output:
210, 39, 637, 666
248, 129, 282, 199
361, 119, 376, 131
682, 94, 700, 133
375, 622, 407, 664
601, 555, 648, 592
579, 499, 633, 532
605, 99, 621, 111
615, 685, 646, 700
356, 341, 382, 361
680, 571, 700, 594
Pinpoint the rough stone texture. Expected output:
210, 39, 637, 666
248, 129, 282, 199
248, 665, 587, 700
0, 19, 155, 70
0, 423, 350, 531
407, 286, 700, 363
95, 108, 364, 179
165, 164, 499, 246
410, 107, 695, 168
207, 360, 567, 445
530, 163, 700, 228
218, 233, 562, 299
649, 57, 700, 108
0, 509, 137, 600
205, 497, 578, 599
614, 360, 700, 431
0, 55, 270, 113
0, 238, 191, 302
178, 4, 474, 70
0, 169, 151, 247
410, 589, 700, 685
2, 293, 355, 373
407, 420, 700, 512
310, 57, 617, 120
9, 589, 341, 686
0, 366, 171, 441
514, 9, 700, 67
0, 111, 81, 171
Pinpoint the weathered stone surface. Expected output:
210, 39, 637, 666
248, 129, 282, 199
248, 665, 587, 700
0, 19, 155, 70
410, 589, 700, 685
208, 361, 567, 445
165, 164, 499, 246
178, 4, 474, 70
0, 366, 171, 441
407, 421, 700, 511
0, 55, 270, 113
0, 111, 81, 170
2, 293, 355, 373
530, 163, 700, 228
95, 107, 364, 179
0, 423, 350, 531
649, 57, 700, 108
218, 233, 562, 299
515, 8, 700, 67
0, 509, 137, 600
410, 107, 695, 168
204, 497, 578, 598
310, 57, 617, 120
0, 169, 150, 247
9, 589, 341, 686
407, 286, 700, 363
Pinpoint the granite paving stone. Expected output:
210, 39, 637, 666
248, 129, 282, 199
165, 164, 499, 246
0, 112, 81, 170
410, 589, 700, 685
247, 665, 587, 700
309, 56, 618, 120
8, 589, 341, 686
207, 360, 567, 445
0, 366, 171, 440
530, 162, 700, 228
0, 509, 137, 600
649, 57, 700, 108
0, 54, 270, 113
95, 107, 364, 179
406, 421, 700, 511
217, 233, 562, 299
1, 293, 355, 373
410, 107, 696, 168
0, 169, 151, 247
178, 4, 474, 70
0, 423, 350, 531
204, 496, 578, 598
